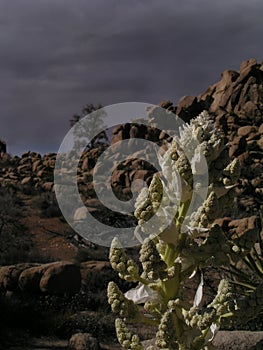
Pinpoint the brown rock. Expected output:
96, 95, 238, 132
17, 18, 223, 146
258, 123, 263, 135
257, 136, 263, 150
228, 216, 260, 250
129, 169, 150, 182
214, 217, 232, 231
17, 164, 30, 172
112, 125, 123, 135
74, 207, 87, 222
0, 263, 38, 292
39, 261, 81, 294
80, 261, 111, 287
69, 333, 100, 350
176, 95, 205, 122
111, 169, 130, 188
229, 136, 247, 158
158, 100, 173, 109
81, 157, 89, 171
238, 125, 257, 137
237, 151, 251, 166
240, 58, 257, 73
42, 182, 54, 191
242, 101, 259, 117
21, 176, 32, 185
32, 159, 42, 172
19, 263, 53, 292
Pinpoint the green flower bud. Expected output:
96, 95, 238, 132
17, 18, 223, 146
156, 311, 178, 349
107, 282, 140, 320
209, 279, 235, 317
223, 158, 240, 185
190, 191, 220, 228
140, 238, 168, 280
115, 318, 143, 350
175, 153, 193, 187
109, 237, 140, 282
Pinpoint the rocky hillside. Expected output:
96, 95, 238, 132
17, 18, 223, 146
0, 58, 262, 250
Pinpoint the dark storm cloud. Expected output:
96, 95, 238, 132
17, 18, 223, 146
0, 0, 262, 155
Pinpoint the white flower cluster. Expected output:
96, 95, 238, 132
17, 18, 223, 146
108, 109, 246, 350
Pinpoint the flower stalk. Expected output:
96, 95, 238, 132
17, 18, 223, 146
107, 109, 261, 349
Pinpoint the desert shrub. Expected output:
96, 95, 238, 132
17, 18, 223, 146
74, 248, 91, 263
74, 245, 110, 262
38, 191, 62, 218
19, 183, 37, 195
0, 187, 32, 264
55, 310, 116, 339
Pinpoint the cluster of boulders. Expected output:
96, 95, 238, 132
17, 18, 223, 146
0, 151, 55, 192
0, 260, 112, 296
0, 261, 81, 295
199, 58, 263, 217
0, 58, 262, 238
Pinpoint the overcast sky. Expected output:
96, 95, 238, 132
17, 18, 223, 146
0, 0, 262, 155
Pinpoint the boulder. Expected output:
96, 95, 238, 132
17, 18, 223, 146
80, 261, 111, 288
39, 261, 81, 294
229, 136, 247, 158
19, 263, 53, 293
238, 125, 257, 137
21, 176, 32, 185
74, 207, 88, 221
69, 333, 100, 350
0, 263, 39, 292
176, 95, 205, 122
228, 216, 260, 251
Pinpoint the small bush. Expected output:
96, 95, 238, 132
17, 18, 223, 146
38, 192, 62, 218
0, 187, 32, 265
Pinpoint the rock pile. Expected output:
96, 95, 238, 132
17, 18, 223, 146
181, 58, 263, 217
0, 151, 55, 192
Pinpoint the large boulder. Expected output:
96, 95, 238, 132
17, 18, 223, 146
19, 263, 54, 293
39, 261, 81, 294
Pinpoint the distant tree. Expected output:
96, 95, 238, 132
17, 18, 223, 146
0, 139, 7, 154
70, 103, 109, 151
